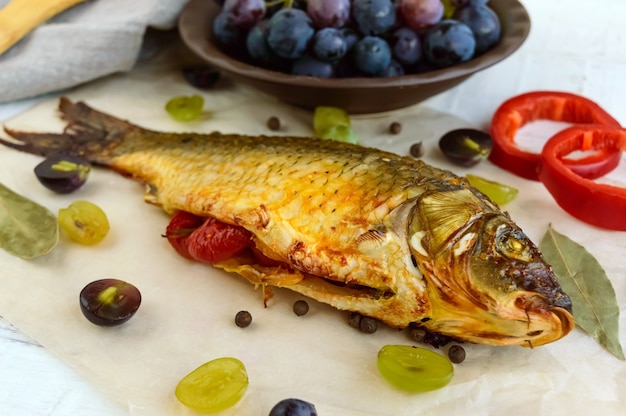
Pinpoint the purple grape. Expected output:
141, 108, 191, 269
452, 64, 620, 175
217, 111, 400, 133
423, 19, 475, 67
398, 0, 444, 30
353, 0, 396, 36
353, 36, 392, 75
268, 398, 318, 416
292, 55, 335, 78
222, 0, 266, 29
453, 4, 500, 54
438, 128, 493, 166
34, 153, 91, 194
266, 8, 315, 59
391, 27, 422, 66
312, 27, 347, 62
307, 0, 351, 28
79, 279, 142, 326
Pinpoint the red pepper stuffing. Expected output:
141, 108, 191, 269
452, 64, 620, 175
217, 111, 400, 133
186, 217, 252, 263
165, 211, 251, 263
164, 210, 206, 260
489, 91, 622, 180
538, 125, 626, 230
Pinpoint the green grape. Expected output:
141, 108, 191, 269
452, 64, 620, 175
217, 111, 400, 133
313, 106, 351, 137
377, 345, 454, 392
165, 95, 204, 122
319, 125, 358, 144
175, 357, 248, 413
466, 174, 518, 206
58, 200, 110, 245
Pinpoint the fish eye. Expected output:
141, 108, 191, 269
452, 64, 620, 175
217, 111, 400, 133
495, 226, 533, 261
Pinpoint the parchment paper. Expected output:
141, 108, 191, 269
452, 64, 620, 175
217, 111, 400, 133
0, 39, 625, 416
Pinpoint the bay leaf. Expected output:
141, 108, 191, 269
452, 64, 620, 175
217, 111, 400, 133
540, 225, 625, 360
0, 182, 59, 259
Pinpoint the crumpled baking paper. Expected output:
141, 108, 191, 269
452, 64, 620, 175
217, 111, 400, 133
0, 38, 625, 416
0, 0, 188, 103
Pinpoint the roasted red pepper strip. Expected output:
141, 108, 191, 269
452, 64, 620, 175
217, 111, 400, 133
539, 125, 626, 230
489, 91, 622, 180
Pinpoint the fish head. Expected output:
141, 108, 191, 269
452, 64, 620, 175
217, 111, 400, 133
408, 186, 574, 347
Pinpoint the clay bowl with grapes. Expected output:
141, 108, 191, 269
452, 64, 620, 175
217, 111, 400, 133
179, 0, 530, 115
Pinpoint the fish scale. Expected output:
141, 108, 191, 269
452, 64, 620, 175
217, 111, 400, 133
0, 98, 575, 347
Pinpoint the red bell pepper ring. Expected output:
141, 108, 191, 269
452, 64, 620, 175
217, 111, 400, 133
538, 125, 626, 230
489, 91, 622, 180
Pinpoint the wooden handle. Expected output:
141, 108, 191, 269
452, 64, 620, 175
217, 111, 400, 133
0, 0, 87, 55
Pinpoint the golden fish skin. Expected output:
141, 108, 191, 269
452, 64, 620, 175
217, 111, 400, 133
1, 98, 574, 347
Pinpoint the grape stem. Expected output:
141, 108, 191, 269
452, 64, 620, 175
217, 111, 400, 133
265, 0, 298, 9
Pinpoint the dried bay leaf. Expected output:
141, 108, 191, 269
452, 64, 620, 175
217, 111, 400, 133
540, 225, 625, 360
0, 182, 58, 259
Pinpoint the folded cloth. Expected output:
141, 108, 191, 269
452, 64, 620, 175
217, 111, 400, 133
0, 0, 189, 103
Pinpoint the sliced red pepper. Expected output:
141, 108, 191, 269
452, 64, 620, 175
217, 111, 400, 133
489, 91, 622, 180
538, 125, 626, 230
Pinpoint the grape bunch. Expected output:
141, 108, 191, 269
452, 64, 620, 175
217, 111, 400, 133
211, 0, 501, 78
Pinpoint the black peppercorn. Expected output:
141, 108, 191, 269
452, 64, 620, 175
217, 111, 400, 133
293, 300, 309, 316
389, 121, 402, 135
359, 317, 378, 334
267, 116, 281, 131
348, 312, 362, 329
235, 310, 252, 328
448, 345, 466, 363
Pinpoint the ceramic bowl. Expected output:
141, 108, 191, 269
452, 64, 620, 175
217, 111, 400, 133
179, 0, 530, 114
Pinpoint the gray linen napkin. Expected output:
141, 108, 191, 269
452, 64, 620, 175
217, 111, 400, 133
0, 0, 190, 103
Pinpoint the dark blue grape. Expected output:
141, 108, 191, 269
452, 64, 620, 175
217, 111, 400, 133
266, 8, 315, 59
377, 59, 405, 77
340, 27, 359, 51
182, 67, 221, 90
334, 56, 359, 77
424, 20, 476, 68
353, 36, 392, 75
213, 11, 246, 46
352, 0, 396, 36
312, 28, 347, 62
246, 20, 278, 65
453, 4, 500, 54
268, 398, 318, 416
391, 27, 422, 66
292, 55, 335, 78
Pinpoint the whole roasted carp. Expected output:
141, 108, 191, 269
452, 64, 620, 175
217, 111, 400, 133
1, 98, 574, 347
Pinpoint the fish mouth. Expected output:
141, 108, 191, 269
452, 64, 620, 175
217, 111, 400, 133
514, 293, 575, 347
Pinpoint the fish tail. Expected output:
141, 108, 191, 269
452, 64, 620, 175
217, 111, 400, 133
1, 97, 139, 164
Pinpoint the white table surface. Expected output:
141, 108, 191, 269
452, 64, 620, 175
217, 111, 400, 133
1, 0, 625, 415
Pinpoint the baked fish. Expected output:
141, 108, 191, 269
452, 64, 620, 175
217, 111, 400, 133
1, 98, 574, 347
